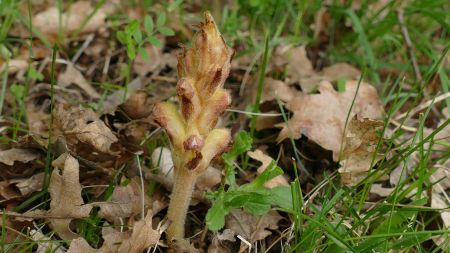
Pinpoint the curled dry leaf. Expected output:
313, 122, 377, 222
272, 45, 361, 92
98, 181, 144, 222
133, 44, 164, 77
119, 90, 153, 119
247, 149, 289, 188
102, 78, 143, 114
47, 153, 93, 240
68, 212, 161, 253
117, 212, 161, 253
53, 104, 118, 155
0, 59, 28, 74
338, 117, 384, 186
225, 209, 282, 243
0, 148, 40, 166
30, 229, 65, 253
208, 229, 236, 253
58, 63, 101, 99
32, 1, 106, 40
431, 193, 450, 228
276, 80, 384, 160
67, 238, 97, 253
10, 172, 45, 196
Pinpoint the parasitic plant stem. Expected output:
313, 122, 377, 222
166, 169, 197, 238
153, 12, 232, 242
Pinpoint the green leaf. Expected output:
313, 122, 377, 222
144, 15, 154, 34
157, 13, 166, 27
27, 67, 44, 81
138, 47, 149, 61
126, 43, 136, 60
126, 20, 139, 34
167, 0, 183, 12
206, 194, 227, 231
268, 186, 293, 211
116, 31, 127, 44
0, 44, 11, 59
222, 131, 252, 168
242, 195, 271, 215
132, 29, 143, 44
10, 84, 25, 100
222, 131, 253, 186
390, 232, 431, 249
158, 27, 175, 36
147, 36, 161, 47
242, 161, 283, 190
337, 79, 346, 92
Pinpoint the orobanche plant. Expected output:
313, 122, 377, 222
153, 12, 232, 240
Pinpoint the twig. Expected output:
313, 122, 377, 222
71, 33, 95, 63
395, 91, 450, 120
397, 9, 422, 82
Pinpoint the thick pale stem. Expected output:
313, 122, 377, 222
166, 168, 197, 240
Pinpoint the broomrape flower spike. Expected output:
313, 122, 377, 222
153, 12, 232, 241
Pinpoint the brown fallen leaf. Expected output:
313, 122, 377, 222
272, 45, 361, 92
119, 90, 153, 119
247, 149, 289, 188
0, 181, 22, 200
11, 172, 45, 196
102, 78, 143, 114
53, 104, 118, 155
67, 238, 97, 253
276, 80, 384, 160
58, 63, 101, 99
68, 212, 162, 253
207, 229, 236, 253
133, 44, 164, 77
117, 212, 161, 253
261, 78, 296, 103
225, 209, 282, 243
338, 117, 384, 186
30, 229, 66, 253
0, 148, 40, 166
0, 59, 28, 74
47, 153, 93, 240
431, 192, 450, 228
32, 1, 106, 40
98, 181, 143, 222
321, 63, 361, 81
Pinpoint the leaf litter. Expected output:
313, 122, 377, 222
0, 2, 449, 252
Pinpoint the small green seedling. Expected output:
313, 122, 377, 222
116, 13, 174, 61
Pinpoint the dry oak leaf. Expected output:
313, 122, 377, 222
338, 117, 384, 186
48, 153, 93, 240
32, 1, 106, 39
10, 172, 45, 196
117, 212, 161, 253
431, 192, 450, 229
53, 104, 118, 154
277, 80, 383, 160
247, 149, 289, 189
68, 212, 161, 253
0, 148, 40, 166
31, 229, 65, 253
58, 63, 101, 99
98, 181, 144, 222
225, 209, 283, 243
119, 90, 153, 119
272, 45, 361, 92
